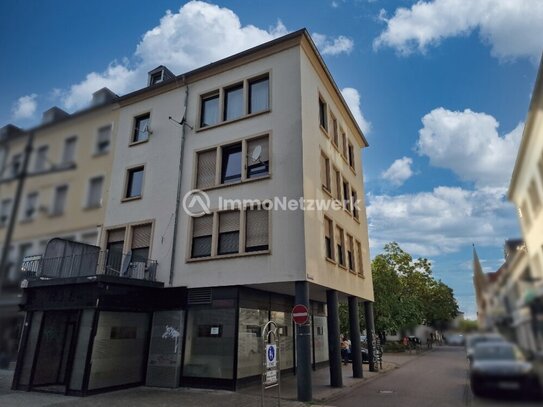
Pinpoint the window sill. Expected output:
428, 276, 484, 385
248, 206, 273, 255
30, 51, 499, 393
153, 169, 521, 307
338, 264, 348, 270
129, 139, 149, 147
48, 212, 64, 218
320, 126, 329, 138
325, 256, 336, 265
353, 216, 361, 224
83, 204, 102, 211
199, 174, 271, 192
121, 196, 142, 203
348, 268, 357, 275
357, 273, 365, 279
349, 165, 356, 176
92, 150, 109, 158
187, 249, 270, 263
196, 109, 271, 133
322, 186, 333, 198
19, 218, 34, 224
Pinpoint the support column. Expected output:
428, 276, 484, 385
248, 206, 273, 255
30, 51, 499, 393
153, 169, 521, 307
348, 296, 363, 378
326, 289, 343, 387
295, 281, 312, 402
364, 301, 378, 372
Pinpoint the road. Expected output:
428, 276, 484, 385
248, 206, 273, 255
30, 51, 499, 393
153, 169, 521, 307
333, 346, 541, 407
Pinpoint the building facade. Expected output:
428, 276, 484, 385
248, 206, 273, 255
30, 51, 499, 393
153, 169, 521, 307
11, 30, 375, 400
508, 55, 543, 351
0, 89, 118, 366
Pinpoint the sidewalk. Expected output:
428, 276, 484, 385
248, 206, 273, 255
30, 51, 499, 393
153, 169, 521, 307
0, 352, 422, 407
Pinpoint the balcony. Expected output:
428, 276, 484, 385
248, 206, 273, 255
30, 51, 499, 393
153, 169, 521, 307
21, 239, 157, 283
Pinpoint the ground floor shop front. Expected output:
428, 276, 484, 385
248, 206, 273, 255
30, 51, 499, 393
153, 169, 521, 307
12, 280, 375, 399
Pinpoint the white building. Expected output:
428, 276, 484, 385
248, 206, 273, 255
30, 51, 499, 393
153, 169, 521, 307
13, 30, 375, 400
509, 54, 543, 351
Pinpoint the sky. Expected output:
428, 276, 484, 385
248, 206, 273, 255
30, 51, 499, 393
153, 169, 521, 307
2, 0, 542, 319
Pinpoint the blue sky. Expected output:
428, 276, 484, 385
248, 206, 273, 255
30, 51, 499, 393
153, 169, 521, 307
2, 0, 542, 318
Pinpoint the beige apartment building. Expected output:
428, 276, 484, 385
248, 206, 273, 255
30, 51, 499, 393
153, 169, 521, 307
0, 88, 118, 364
11, 29, 376, 401
509, 55, 543, 350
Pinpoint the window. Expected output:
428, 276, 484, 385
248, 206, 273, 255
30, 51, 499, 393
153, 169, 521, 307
319, 97, 327, 130
331, 114, 338, 144
246, 208, 269, 252
347, 235, 355, 272
249, 76, 269, 114
125, 167, 144, 199
96, 125, 111, 154
343, 181, 350, 211
333, 168, 342, 200
351, 189, 359, 219
87, 176, 104, 208
247, 136, 269, 179
11, 154, 22, 177
200, 93, 220, 127
196, 149, 217, 189
52, 185, 68, 216
62, 137, 77, 164
218, 211, 240, 255
341, 131, 348, 157
221, 143, 242, 184
34, 146, 48, 172
320, 153, 331, 191
131, 223, 152, 261
192, 214, 213, 258
348, 142, 355, 170
224, 84, 244, 121
106, 228, 125, 272
324, 216, 334, 260
23, 192, 38, 220
528, 179, 541, 214
356, 240, 364, 277
150, 71, 163, 85
1, 199, 12, 227
133, 113, 150, 143
336, 226, 345, 267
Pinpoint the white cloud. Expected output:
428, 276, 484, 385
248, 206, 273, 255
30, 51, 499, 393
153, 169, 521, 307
416, 107, 523, 188
341, 87, 371, 134
367, 186, 517, 257
382, 156, 414, 186
374, 0, 543, 61
312, 33, 354, 56
11, 94, 38, 120
61, 1, 289, 110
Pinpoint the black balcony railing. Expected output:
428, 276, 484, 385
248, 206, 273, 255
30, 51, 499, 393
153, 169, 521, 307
21, 250, 157, 282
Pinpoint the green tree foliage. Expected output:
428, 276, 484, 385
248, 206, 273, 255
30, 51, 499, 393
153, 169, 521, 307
371, 242, 459, 334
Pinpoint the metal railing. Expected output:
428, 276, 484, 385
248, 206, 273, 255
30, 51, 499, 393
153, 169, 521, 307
21, 250, 157, 282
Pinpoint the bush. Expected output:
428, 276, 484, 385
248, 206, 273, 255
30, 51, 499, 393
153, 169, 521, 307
383, 341, 405, 353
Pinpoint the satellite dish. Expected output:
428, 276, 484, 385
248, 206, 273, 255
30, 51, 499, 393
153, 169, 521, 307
251, 145, 262, 162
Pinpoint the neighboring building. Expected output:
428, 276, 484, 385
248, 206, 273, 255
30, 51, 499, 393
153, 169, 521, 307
473, 246, 490, 330
0, 89, 118, 366
509, 54, 543, 351
11, 29, 375, 400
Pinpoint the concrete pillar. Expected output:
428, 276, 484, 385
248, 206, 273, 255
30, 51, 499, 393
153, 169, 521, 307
348, 296, 363, 378
295, 281, 312, 401
326, 289, 343, 387
364, 301, 378, 372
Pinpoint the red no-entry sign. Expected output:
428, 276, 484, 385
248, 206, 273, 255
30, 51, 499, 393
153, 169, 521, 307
292, 304, 309, 325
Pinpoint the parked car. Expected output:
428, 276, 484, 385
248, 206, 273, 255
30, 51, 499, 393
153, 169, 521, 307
466, 333, 505, 363
470, 342, 541, 398
446, 334, 465, 346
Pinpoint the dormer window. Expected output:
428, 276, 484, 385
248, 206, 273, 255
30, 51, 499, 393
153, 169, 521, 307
147, 65, 174, 87
150, 71, 163, 85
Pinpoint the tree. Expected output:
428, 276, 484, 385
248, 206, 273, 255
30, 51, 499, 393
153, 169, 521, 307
371, 242, 459, 335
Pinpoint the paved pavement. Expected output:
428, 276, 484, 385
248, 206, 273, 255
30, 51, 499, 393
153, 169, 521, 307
333, 346, 542, 407
0, 352, 417, 407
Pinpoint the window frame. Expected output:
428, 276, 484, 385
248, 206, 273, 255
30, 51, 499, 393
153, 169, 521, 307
51, 185, 68, 217
131, 113, 151, 145
96, 124, 112, 155
336, 225, 346, 268
223, 83, 244, 122
61, 136, 77, 165
22, 192, 38, 222
0, 198, 12, 227
319, 96, 328, 132
248, 75, 270, 114
123, 165, 145, 201
86, 175, 105, 209
324, 216, 334, 261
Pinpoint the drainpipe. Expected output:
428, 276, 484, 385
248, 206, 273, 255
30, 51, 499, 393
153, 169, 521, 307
169, 82, 189, 286
0, 131, 34, 295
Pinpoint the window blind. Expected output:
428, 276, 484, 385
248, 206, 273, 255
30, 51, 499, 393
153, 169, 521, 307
108, 228, 125, 243
132, 224, 152, 249
197, 149, 217, 189
246, 209, 268, 249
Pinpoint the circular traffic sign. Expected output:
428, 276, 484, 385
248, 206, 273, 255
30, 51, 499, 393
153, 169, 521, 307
292, 304, 309, 325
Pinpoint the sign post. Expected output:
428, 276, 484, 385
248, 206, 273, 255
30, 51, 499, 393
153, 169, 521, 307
261, 320, 281, 407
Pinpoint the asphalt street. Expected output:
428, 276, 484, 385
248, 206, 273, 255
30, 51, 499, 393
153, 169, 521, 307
333, 346, 542, 407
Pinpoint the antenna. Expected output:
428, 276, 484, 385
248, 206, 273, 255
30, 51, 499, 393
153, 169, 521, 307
250, 145, 262, 162
169, 115, 193, 130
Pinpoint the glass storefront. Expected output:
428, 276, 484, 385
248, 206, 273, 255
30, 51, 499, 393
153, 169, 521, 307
183, 305, 236, 379
237, 308, 268, 378
271, 310, 294, 370
313, 315, 328, 363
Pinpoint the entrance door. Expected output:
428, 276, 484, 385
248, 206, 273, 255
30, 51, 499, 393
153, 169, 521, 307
31, 311, 78, 393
